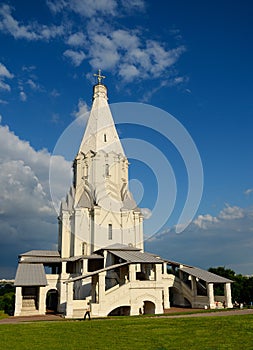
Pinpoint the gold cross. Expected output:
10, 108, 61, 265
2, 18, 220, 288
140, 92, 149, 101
93, 69, 106, 84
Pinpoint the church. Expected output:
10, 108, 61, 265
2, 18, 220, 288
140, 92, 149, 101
14, 72, 233, 317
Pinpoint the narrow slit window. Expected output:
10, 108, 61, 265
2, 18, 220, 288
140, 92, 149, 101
105, 163, 109, 176
108, 224, 112, 240
104, 134, 107, 142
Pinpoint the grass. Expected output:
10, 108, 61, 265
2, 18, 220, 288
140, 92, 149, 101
1, 315, 253, 349
0, 311, 8, 320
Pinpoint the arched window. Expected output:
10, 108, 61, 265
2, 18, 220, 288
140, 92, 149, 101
104, 134, 107, 142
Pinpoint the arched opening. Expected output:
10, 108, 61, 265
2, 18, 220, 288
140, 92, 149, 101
108, 306, 130, 316
46, 289, 58, 314
143, 301, 155, 314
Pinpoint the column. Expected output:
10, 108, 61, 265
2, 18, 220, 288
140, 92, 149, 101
191, 277, 197, 297
163, 287, 170, 309
163, 262, 167, 275
98, 271, 106, 303
82, 259, 88, 274
61, 261, 67, 275
65, 282, 73, 318
129, 264, 136, 282
14, 287, 22, 316
224, 283, 233, 308
155, 264, 162, 282
207, 283, 215, 309
38, 287, 46, 315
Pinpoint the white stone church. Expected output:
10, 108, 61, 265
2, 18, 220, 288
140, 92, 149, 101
14, 73, 233, 317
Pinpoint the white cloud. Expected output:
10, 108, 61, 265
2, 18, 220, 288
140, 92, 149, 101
19, 91, 27, 101
0, 62, 13, 91
86, 26, 186, 83
219, 205, 244, 220
0, 124, 72, 277
193, 214, 219, 229
47, 0, 117, 17
50, 89, 60, 97
63, 49, 86, 66
121, 0, 145, 12
244, 188, 253, 196
0, 62, 13, 78
27, 78, 40, 90
141, 208, 152, 219
66, 32, 86, 47
0, 4, 64, 41
72, 98, 90, 125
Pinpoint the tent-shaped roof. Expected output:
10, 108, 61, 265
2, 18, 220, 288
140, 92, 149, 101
14, 263, 47, 286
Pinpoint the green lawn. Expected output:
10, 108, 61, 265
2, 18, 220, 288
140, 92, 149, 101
0, 315, 253, 350
0, 311, 8, 320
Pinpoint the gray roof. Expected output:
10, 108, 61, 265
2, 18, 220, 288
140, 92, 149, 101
14, 263, 47, 286
99, 243, 140, 251
21, 257, 62, 264
20, 250, 60, 257
179, 267, 233, 284
66, 254, 103, 262
109, 250, 164, 264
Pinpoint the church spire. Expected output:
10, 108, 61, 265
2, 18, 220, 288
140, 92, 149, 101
78, 71, 125, 156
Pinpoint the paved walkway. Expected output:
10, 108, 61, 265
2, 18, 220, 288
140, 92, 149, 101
0, 308, 253, 324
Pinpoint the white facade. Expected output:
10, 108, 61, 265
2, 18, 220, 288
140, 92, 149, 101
59, 83, 143, 257
14, 77, 233, 317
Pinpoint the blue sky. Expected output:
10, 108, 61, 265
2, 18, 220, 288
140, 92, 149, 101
0, 0, 253, 277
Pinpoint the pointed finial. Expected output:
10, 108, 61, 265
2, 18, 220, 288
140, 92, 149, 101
93, 69, 106, 85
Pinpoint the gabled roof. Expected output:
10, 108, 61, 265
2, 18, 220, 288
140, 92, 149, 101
14, 263, 47, 286
179, 267, 233, 283
66, 254, 103, 262
98, 243, 140, 251
20, 250, 60, 257
109, 250, 164, 264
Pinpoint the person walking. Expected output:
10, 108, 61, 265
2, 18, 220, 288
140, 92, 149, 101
84, 302, 91, 320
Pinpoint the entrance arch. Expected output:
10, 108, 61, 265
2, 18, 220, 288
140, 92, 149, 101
46, 289, 58, 313
108, 306, 130, 316
143, 301, 155, 314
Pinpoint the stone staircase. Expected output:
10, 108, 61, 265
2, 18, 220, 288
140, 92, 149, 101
20, 299, 40, 316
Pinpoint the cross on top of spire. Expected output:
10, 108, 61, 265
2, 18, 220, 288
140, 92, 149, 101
94, 69, 106, 85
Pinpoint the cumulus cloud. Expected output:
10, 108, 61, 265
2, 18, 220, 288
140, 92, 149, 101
146, 204, 253, 275
66, 32, 86, 47
47, 0, 117, 17
0, 124, 71, 277
0, 2, 186, 87
0, 62, 13, 91
0, 4, 64, 41
85, 27, 186, 83
63, 49, 86, 66
72, 98, 90, 126
244, 188, 253, 196
19, 91, 27, 101
141, 208, 152, 219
